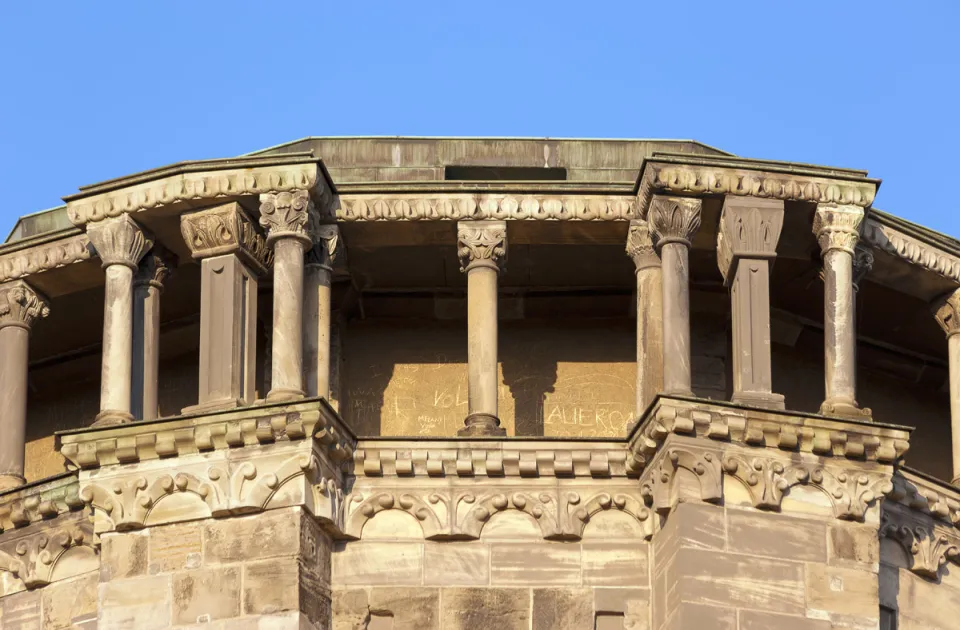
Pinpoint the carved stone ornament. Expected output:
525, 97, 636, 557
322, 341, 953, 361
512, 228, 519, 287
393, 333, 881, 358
0, 515, 98, 590
933, 289, 960, 337
338, 194, 636, 222
0, 233, 95, 284
180, 202, 272, 274
626, 220, 660, 271
457, 221, 507, 272
813, 204, 864, 256
852, 243, 874, 290
863, 218, 960, 283
259, 190, 313, 245
134, 244, 177, 290
86, 214, 153, 270
881, 509, 960, 579
0, 280, 50, 330
716, 198, 784, 283
648, 196, 702, 249
305, 222, 340, 269
0, 475, 86, 534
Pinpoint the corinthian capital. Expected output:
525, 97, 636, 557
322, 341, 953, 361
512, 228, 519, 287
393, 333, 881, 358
813, 204, 864, 256
134, 244, 178, 291
626, 220, 660, 271
0, 280, 49, 330
716, 197, 784, 283
648, 196, 702, 249
259, 190, 313, 245
180, 203, 272, 275
934, 289, 960, 337
86, 215, 153, 270
305, 223, 340, 269
457, 221, 507, 272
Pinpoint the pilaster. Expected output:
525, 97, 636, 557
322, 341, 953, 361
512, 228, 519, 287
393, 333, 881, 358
627, 220, 663, 418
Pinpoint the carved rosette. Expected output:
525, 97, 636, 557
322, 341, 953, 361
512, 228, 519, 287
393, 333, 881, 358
134, 245, 177, 291
86, 215, 153, 270
0, 280, 50, 330
852, 243, 874, 291
933, 289, 960, 338
259, 190, 313, 246
648, 196, 702, 249
305, 223, 340, 269
457, 221, 507, 272
813, 204, 864, 256
626, 220, 660, 271
716, 198, 784, 284
180, 202, 272, 274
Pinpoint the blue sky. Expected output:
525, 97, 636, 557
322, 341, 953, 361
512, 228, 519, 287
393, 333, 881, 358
1, 1, 957, 235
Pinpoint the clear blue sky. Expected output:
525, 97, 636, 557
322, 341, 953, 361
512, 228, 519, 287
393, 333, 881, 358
2, 2, 957, 235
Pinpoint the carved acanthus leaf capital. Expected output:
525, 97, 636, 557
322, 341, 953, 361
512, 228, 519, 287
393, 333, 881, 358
259, 190, 313, 246
86, 215, 153, 270
0, 280, 49, 330
180, 203, 272, 275
457, 221, 507, 272
305, 223, 341, 269
626, 220, 660, 271
648, 196, 702, 249
716, 198, 784, 283
813, 204, 864, 256
933, 289, 960, 337
134, 244, 178, 290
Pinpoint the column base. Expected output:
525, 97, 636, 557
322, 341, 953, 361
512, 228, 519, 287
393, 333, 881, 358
92, 410, 135, 427
731, 391, 785, 410
458, 413, 507, 437
266, 387, 305, 403
819, 399, 872, 420
182, 397, 248, 415
0, 474, 25, 493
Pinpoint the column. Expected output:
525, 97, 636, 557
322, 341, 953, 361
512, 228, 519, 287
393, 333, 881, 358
131, 246, 175, 420
626, 220, 663, 419
86, 215, 153, 426
0, 281, 48, 491
180, 202, 270, 412
260, 191, 314, 403
934, 289, 960, 484
717, 197, 785, 409
457, 220, 507, 436
813, 204, 869, 417
304, 225, 339, 400
649, 195, 702, 397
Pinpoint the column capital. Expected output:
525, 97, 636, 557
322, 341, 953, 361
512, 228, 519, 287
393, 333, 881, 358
306, 223, 341, 270
813, 204, 864, 256
457, 221, 507, 272
717, 197, 784, 284
852, 243, 874, 291
134, 245, 178, 291
86, 215, 153, 270
934, 289, 960, 337
259, 190, 314, 246
0, 280, 49, 330
648, 196, 702, 249
626, 220, 660, 271
180, 202, 272, 275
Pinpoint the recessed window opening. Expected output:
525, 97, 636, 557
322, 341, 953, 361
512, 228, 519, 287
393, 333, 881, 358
444, 165, 567, 180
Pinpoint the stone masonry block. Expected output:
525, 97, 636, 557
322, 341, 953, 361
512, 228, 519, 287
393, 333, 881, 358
828, 522, 880, 568
490, 542, 580, 586
100, 530, 148, 581
333, 589, 371, 630
99, 574, 171, 630
726, 509, 827, 563
0, 589, 41, 630
149, 520, 203, 574
583, 542, 649, 587
40, 571, 97, 630
653, 502, 724, 575
204, 509, 300, 564
739, 610, 831, 630
333, 541, 423, 586
243, 558, 300, 616
172, 566, 241, 625
805, 564, 879, 619
423, 542, 490, 586
532, 588, 592, 630
594, 588, 650, 630
662, 602, 735, 630
440, 588, 530, 630
368, 587, 440, 630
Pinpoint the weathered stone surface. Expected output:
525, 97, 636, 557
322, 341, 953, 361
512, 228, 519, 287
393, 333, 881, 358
532, 588, 592, 630
100, 575, 171, 630
204, 510, 299, 564
829, 522, 880, 568
40, 571, 97, 630
369, 587, 439, 629
0, 589, 41, 630
739, 610, 831, 630
440, 588, 529, 630
662, 602, 736, 630
490, 542, 580, 585
100, 530, 148, 581
149, 520, 203, 574
243, 558, 299, 616
333, 542, 423, 586
805, 564, 878, 619
423, 542, 489, 586
594, 588, 650, 630
727, 510, 827, 562
172, 566, 241, 625
583, 542, 649, 586
332, 589, 372, 630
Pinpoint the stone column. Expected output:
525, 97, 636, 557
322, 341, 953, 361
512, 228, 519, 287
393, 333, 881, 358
626, 220, 663, 419
260, 191, 315, 403
934, 289, 960, 485
131, 246, 175, 420
717, 197, 785, 409
813, 204, 869, 417
180, 203, 270, 412
0, 281, 48, 491
304, 225, 339, 400
86, 215, 153, 426
457, 221, 507, 436
649, 196, 702, 397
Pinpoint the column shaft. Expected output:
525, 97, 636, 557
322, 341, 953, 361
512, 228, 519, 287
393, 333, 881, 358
98, 264, 135, 423
660, 241, 693, 396
0, 326, 29, 489
132, 282, 160, 420
304, 263, 332, 399
636, 266, 663, 414
950, 335, 960, 484
268, 237, 306, 401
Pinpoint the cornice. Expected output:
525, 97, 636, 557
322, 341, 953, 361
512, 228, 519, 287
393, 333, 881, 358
0, 473, 85, 534
863, 216, 960, 283
64, 153, 336, 227
0, 231, 95, 283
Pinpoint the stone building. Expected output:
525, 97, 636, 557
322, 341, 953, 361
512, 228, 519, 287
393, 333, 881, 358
0, 136, 958, 629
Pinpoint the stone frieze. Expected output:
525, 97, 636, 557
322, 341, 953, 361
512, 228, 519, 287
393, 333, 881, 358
863, 217, 960, 283
0, 232, 94, 283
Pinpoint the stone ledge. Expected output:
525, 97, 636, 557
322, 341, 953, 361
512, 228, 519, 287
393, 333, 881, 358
888, 467, 960, 526
0, 473, 85, 533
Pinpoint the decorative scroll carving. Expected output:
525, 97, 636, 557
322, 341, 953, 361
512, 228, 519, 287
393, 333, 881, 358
0, 280, 49, 329
716, 198, 784, 283
86, 215, 153, 269
813, 204, 864, 256
80, 472, 221, 532
563, 490, 655, 540
65, 159, 329, 226
0, 233, 94, 284
645, 447, 723, 515
457, 221, 507, 271
259, 190, 313, 244
881, 510, 960, 579
0, 516, 97, 589
626, 220, 659, 270
134, 244, 177, 290
887, 470, 960, 526
338, 194, 636, 222
305, 223, 340, 268
648, 196, 702, 248
863, 218, 960, 283
852, 243, 874, 291
0, 475, 86, 533
933, 289, 960, 337
180, 202, 272, 274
